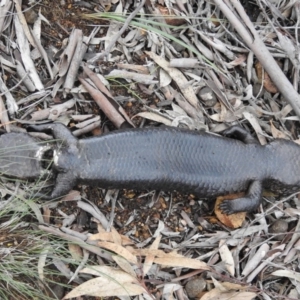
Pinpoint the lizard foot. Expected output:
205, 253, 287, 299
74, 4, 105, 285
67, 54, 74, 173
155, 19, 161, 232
219, 200, 236, 215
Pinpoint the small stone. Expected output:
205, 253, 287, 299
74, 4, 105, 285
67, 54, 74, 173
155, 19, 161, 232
198, 87, 217, 107
253, 83, 263, 97
49, 284, 65, 299
23, 7, 38, 24
185, 278, 206, 298
269, 219, 288, 241
171, 41, 186, 52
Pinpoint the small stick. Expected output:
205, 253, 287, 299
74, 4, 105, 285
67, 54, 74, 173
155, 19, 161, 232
88, 0, 146, 63
214, 0, 300, 118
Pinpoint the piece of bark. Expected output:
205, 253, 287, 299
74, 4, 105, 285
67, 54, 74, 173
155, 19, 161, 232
214, 0, 300, 118
14, 16, 44, 91
0, 76, 18, 115
58, 29, 81, 77
0, 95, 11, 132
30, 28, 54, 80
13, 0, 36, 47
83, 65, 134, 127
78, 77, 126, 128
16, 61, 36, 92
0, 0, 12, 34
63, 30, 83, 93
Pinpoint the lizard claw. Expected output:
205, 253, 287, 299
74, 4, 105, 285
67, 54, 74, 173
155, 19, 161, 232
219, 200, 235, 215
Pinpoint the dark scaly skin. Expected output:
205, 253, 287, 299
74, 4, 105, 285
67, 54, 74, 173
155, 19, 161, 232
29, 123, 300, 214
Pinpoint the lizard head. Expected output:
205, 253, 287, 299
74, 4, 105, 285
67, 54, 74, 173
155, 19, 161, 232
0, 132, 52, 180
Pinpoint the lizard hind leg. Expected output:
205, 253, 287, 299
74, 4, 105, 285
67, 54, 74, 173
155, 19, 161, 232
221, 126, 258, 144
219, 180, 262, 214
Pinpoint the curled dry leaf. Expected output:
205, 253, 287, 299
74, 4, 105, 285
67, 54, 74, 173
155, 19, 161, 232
202, 278, 256, 299
58, 29, 80, 77
68, 243, 83, 261
255, 61, 278, 94
159, 68, 172, 87
271, 270, 300, 282
270, 121, 289, 139
228, 54, 247, 67
219, 240, 235, 276
63, 30, 85, 93
156, 4, 186, 26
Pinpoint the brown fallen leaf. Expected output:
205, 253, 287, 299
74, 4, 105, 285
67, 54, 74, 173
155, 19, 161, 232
228, 54, 247, 67
112, 255, 137, 279
153, 256, 209, 270
143, 235, 161, 276
131, 248, 209, 270
97, 241, 138, 264
200, 278, 257, 300
68, 243, 83, 261
272, 270, 300, 282
63, 266, 145, 298
111, 226, 122, 245
133, 111, 172, 126
219, 240, 235, 276
221, 282, 251, 290
270, 120, 289, 139
255, 61, 279, 93
200, 289, 256, 300
157, 4, 186, 26
88, 231, 133, 246
215, 193, 247, 228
